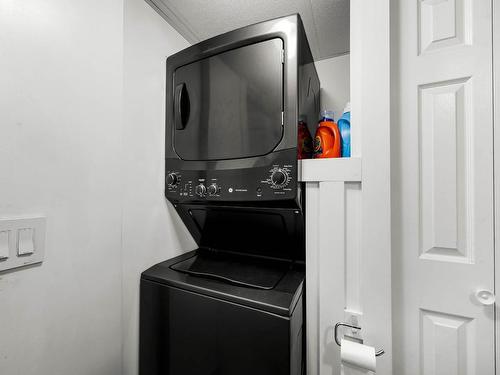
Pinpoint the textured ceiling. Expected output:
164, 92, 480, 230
146, 0, 350, 60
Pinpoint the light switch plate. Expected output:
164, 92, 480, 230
0, 217, 46, 272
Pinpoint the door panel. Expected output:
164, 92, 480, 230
418, 77, 472, 263
392, 0, 494, 373
420, 309, 475, 375
173, 38, 284, 161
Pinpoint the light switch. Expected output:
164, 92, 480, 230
0, 217, 45, 272
0, 231, 9, 260
18, 228, 35, 256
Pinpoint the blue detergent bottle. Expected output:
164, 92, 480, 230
337, 102, 351, 157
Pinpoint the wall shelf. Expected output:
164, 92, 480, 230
298, 157, 362, 182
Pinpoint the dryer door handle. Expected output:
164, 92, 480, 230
175, 82, 190, 130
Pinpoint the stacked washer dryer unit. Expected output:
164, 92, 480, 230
139, 14, 320, 375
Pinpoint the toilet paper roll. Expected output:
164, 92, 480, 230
341, 338, 376, 372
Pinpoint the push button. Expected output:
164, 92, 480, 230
18, 228, 35, 256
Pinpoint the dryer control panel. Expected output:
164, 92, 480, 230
165, 163, 296, 202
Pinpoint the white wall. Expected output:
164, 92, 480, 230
0, 1, 124, 374
315, 54, 350, 121
122, 1, 195, 374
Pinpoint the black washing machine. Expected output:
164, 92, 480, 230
139, 14, 320, 375
140, 249, 304, 375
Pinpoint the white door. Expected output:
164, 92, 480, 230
392, 0, 495, 374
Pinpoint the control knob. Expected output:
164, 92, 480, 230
270, 169, 288, 187
195, 184, 206, 196
166, 173, 178, 187
207, 184, 219, 196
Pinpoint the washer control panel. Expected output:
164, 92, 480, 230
165, 163, 296, 202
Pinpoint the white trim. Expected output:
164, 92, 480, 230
144, 0, 200, 44
299, 158, 362, 182
305, 181, 348, 374
352, 0, 392, 373
305, 182, 320, 375
493, 0, 500, 372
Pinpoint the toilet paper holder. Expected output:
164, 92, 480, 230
334, 322, 385, 357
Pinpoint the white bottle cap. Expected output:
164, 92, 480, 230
343, 101, 351, 114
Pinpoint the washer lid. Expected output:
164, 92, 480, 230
141, 249, 304, 317
170, 250, 288, 290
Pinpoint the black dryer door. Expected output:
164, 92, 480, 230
173, 38, 284, 161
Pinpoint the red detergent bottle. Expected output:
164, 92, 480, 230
297, 115, 313, 159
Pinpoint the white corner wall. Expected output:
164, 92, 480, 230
122, 1, 195, 374
315, 54, 350, 120
0, 2, 351, 374
0, 1, 124, 374
0, 1, 195, 374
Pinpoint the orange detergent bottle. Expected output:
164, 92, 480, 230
313, 110, 341, 158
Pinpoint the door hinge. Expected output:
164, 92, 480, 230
281, 111, 284, 125
281, 49, 285, 64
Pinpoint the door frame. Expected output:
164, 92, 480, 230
351, 0, 392, 373
494, 0, 500, 372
